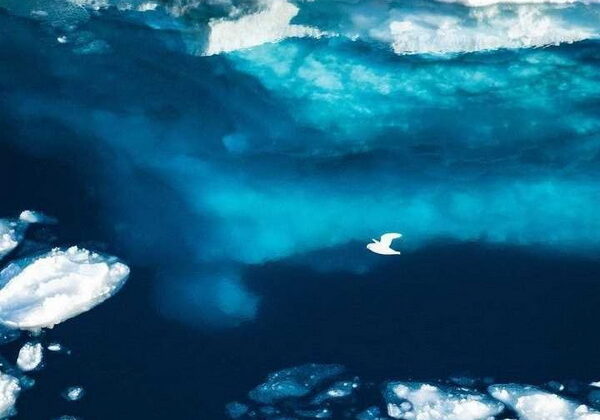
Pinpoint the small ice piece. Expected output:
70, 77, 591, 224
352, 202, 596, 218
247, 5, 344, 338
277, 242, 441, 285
489, 384, 600, 420
16, 342, 43, 372
47, 343, 63, 352
385, 382, 504, 420
0, 247, 130, 330
225, 401, 249, 419
18, 211, 56, 225
592, 382, 600, 388
249, 363, 345, 404
63, 386, 84, 401
0, 371, 20, 419
312, 379, 359, 404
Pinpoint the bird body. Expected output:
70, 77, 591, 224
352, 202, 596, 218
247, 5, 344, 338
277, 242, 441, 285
367, 233, 402, 255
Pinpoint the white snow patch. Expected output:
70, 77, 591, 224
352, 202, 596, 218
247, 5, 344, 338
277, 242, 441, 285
0, 247, 129, 331
386, 382, 504, 420
489, 384, 600, 420
16, 342, 43, 372
204, 0, 325, 56
0, 371, 20, 419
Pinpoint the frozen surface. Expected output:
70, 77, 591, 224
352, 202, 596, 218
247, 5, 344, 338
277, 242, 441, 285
16, 342, 43, 372
0, 372, 20, 419
0, 247, 130, 330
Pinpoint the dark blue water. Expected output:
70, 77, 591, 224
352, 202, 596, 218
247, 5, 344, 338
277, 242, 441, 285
1, 1, 600, 418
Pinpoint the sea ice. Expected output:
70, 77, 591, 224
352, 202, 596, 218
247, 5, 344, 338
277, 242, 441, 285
489, 384, 600, 420
0, 371, 20, 419
248, 363, 345, 404
0, 247, 130, 330
385, 382, 505, 420
16, 342, 43, 372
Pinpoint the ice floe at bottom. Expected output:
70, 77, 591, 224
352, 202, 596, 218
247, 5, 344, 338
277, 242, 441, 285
227, 364, 600, 420
0, 247, 130, 331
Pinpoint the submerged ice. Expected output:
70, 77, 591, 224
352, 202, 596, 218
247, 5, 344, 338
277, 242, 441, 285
2, 0, 600, 327
0, 247, 130, 330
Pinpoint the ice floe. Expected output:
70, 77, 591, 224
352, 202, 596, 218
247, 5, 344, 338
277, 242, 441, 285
16, 342, 43, 372
0, 247, 129, 330
0, 371, 20, 419
385, 382, 504, 420
489, 384, 600, 420
203, 0, 324, 56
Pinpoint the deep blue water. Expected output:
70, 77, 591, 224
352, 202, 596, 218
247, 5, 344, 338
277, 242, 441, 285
1, 0, 600, 418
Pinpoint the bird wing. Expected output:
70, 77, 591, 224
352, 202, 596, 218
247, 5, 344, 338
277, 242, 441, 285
378, 232, 402, 247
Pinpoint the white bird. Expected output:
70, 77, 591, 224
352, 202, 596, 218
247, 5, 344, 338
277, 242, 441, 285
367, 233, 402, 255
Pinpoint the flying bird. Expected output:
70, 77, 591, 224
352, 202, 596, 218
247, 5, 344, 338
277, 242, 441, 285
367, 233, 402, 255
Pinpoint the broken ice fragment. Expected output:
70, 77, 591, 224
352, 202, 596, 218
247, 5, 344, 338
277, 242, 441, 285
0, 247, 130, 330
312, 379, 359, 404
249, 363, 345, 404
16, 342, 43, 372
47, 343, 63, 352
385, 382, 504, 420
0, 371, 20, 419
18, 211, 56, 225
63, 386, 84, 401
489, 384, 600, 420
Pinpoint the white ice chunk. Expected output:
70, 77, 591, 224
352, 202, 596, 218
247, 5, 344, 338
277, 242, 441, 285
204, 0, 325, 56
0, 247, 130, 330
16, 342, 43, 372
385, 382, 504, 420
63, 386, 84, 401
489, 384, 600, 420
0, 371, 20, 419
591, 381, 600, 388
18, 210, 56, 225
47, 342, 63, 352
